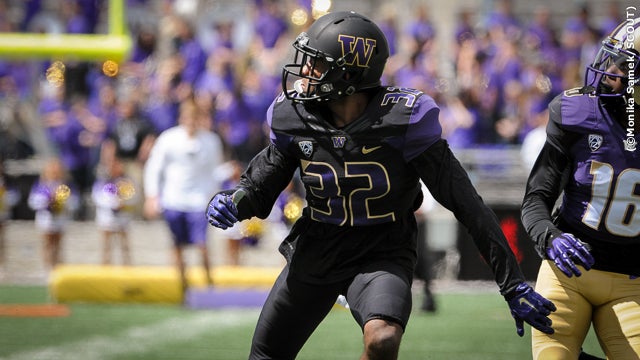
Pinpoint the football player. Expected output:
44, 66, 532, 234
521, 17, 640, 359
208, 11, 555, 360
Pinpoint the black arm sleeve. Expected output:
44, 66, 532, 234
410, 139, 525, 298
521, 128, 573, 258
223, 143, 298, 221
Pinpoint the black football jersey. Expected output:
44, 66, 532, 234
232, 86, 525, 292
268, 86, 441, 227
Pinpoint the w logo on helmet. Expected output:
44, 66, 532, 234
338, 35, 377, 68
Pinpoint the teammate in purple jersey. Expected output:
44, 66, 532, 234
208, 11, 555, 360
521, 17, 640, 359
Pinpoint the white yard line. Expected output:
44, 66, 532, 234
1, 309, 259, 360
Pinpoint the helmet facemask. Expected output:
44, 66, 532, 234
586, 42, 639, 96
283, 33, 362, 102
585, 18, 640, 98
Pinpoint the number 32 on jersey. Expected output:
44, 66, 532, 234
301, 159, 395, 226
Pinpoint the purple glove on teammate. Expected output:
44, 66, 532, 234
506, 282, 556, 337
206, 193, 239, 229
546, 233, 595, 277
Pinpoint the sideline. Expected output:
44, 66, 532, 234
0, 304, 70, 317
0, 309, 259, 360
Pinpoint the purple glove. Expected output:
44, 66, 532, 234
546, 233, 595, 277
507, 283, 556, 337
206, 193, 238, 229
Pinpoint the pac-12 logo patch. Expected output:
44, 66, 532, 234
298, 141, 313, 157
588, 134, 603, 152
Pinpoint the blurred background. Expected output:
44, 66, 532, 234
0, 0, 633, 285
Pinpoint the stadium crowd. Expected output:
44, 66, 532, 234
0, 0, 627, 228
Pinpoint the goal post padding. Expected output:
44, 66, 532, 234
49, 265, 279, 304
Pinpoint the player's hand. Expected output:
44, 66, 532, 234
206, 193, 238, 229
143, 196, 161, 219
546, 233, 594, 277
506, 283, 556, 337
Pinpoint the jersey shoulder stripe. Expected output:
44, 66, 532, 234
376, 87, 441, 160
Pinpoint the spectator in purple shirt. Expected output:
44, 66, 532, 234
524, 7, 557, 54
130, 24, 158, 64
171, 16, 208, 90
195, 46, 235, 104
454, 8, 476, 46
144, 57, 182, 133
214, 82, 264, 165
485, 0, 520, 38
253, 0, 289, 50
376, 7, 399, 56
61, 0, 91, 34
406, 5, 436, 46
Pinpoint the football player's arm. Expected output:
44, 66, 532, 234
216, 143, 298, 221
411, 139, 556, 336
410, 139, 526, 296
142, 135, 167, 219
520, 99, 573, 258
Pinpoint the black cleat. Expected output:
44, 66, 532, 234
421, 289, 436, 313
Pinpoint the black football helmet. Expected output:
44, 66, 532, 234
585, 17, 640, 97
282, 11, 389, 102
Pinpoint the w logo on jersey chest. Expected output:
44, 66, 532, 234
588, 134, 603, 152
331, 136, 347, 148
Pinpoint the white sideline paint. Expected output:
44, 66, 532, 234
1, 309, 259, 360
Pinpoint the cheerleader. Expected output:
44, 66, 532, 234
92, 157, 137, 265
28, 158, 79, 269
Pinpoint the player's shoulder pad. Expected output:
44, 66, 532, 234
376, 87, 441, 160
267, 91, 307, 132
551, 87, 599, 131
378, 86, 439, 125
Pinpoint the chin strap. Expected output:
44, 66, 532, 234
597, 81, 614, 95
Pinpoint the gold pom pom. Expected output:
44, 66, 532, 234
50, 184, 70, 213
116, 179, 135, 200
283, 196, 304, 223
241, 218, 264, 237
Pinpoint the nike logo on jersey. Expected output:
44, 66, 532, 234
518, 297, 533, 308
361, 145, 382, 154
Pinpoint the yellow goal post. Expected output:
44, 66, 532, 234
0, 0, 131, 63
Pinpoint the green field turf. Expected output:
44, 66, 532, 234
0, 285, 604, 359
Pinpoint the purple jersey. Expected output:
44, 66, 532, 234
551, 89, 640, 244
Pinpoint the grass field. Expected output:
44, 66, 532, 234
0, 285, 604, 360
